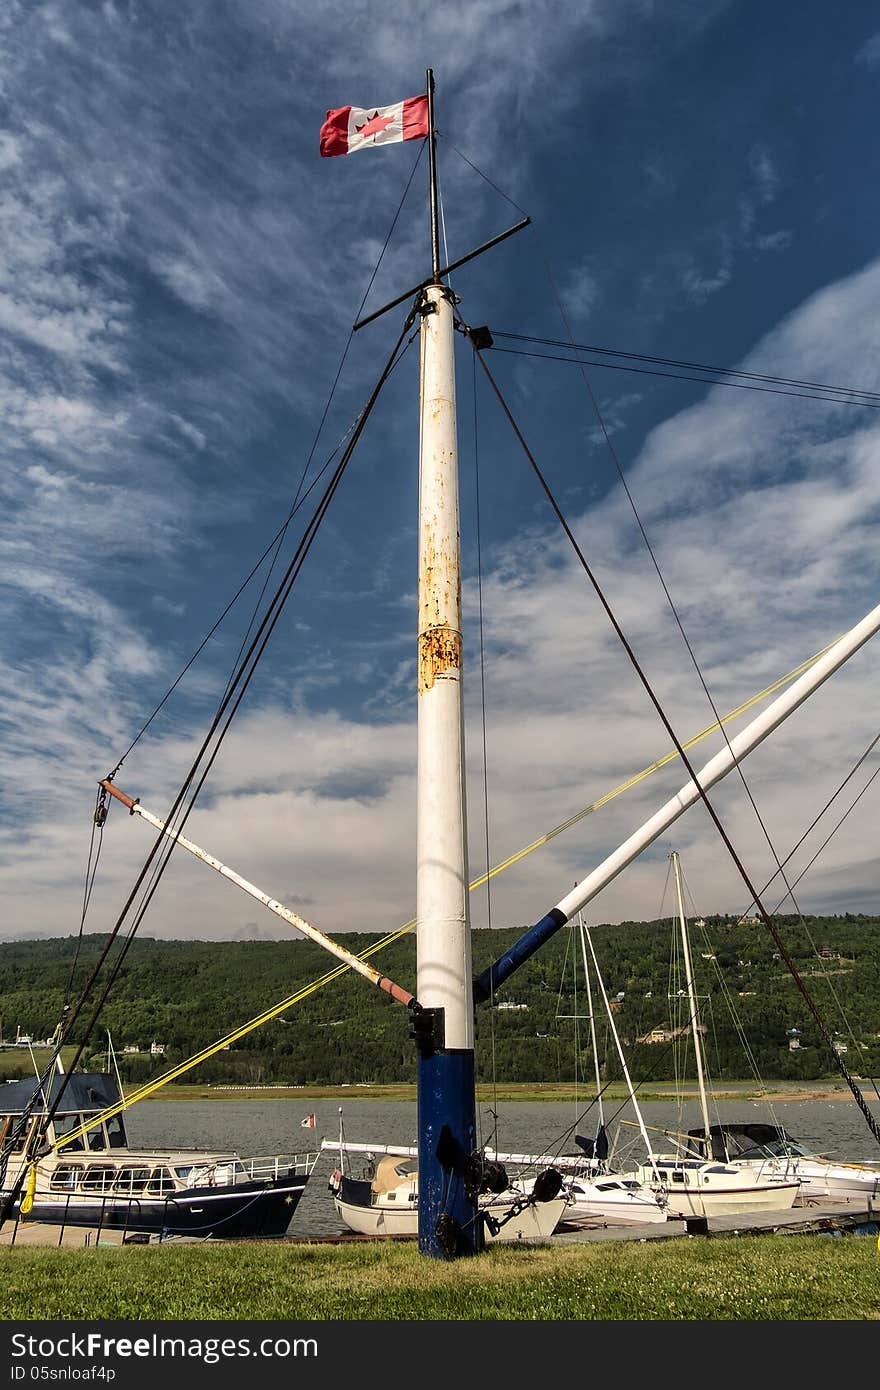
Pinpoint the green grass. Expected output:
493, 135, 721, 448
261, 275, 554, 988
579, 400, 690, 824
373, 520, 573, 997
2, 1235, 878, 1320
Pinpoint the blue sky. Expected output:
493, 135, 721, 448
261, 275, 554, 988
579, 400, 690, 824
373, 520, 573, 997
2, 0, 879, 945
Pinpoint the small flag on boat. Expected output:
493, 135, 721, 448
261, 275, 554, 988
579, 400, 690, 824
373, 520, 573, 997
301, 1113, 317, 1128
319, 95, 428, 157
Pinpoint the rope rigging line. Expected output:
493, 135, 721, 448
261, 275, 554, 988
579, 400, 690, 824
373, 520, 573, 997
69, 317, 419, 1059
45, 652, 874, 1156
513, 224, 872, 1114
490, 331, 880, 407
447, 142, 856, 1009
470, 344, 502, 1153
446, 142, 880, 406
458, 310, 880, 1149
447, 141, 873, 967
46, 639, 834, 1135
487, 345, 880, 410
0, 317, 419, 1220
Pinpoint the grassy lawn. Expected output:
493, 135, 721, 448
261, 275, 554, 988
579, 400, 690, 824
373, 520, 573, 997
1, 1235, 877, 1320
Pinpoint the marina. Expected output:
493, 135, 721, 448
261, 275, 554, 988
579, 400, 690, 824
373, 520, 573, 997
3, 12, 880, 1334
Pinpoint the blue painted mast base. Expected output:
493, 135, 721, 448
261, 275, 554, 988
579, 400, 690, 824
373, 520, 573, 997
417, 1047, 482, 1257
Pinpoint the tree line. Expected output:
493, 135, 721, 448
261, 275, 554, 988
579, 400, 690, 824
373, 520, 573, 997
1, 914, 878, 1086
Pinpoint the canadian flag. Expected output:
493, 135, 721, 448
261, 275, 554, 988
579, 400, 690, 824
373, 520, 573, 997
301, 1113, 317, 1128
319, 94, 429, 157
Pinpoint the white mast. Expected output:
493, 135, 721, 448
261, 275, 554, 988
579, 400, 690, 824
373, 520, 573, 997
416, 280, 472, 1047
583, 925, 661, 1180
672, 852, 712, 1148
576, 910, 605, 1135
413, 69, 479, 1257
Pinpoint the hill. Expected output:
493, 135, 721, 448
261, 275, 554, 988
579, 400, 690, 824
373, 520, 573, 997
2, 915, 878, 1085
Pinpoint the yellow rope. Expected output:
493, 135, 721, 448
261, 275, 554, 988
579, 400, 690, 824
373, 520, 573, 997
53, 639, 833, 1151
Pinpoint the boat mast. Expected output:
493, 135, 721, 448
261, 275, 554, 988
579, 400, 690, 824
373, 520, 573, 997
672, 852, 712, 1151
576, 911, 605, 1136
414, 69, 479, 1257
582, 924, 661, 1180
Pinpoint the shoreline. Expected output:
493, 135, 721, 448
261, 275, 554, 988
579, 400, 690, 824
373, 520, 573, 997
135, 1080, 859, 1104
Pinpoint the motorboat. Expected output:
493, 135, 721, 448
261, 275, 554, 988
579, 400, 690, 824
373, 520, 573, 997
0, 1071, 318, 1239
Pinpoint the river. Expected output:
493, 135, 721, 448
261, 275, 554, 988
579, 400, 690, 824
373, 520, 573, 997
124, 1093, 880, 1237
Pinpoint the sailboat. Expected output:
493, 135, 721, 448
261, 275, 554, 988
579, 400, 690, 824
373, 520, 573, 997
632, 853, 801, 1218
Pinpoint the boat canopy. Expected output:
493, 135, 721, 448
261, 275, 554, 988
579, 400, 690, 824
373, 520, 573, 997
688, 1123, 802, 1160
0, 1073, 120, 1117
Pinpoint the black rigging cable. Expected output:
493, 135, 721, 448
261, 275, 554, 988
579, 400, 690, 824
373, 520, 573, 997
448, 144, 865, 996
447, 144, 880, 1139
457, 308, 880, 1149
0, 315, 419, 1226
487, 345, 880, 409
490, 332, 880, 409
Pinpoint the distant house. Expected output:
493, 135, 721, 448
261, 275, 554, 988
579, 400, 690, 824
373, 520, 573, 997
150, 1041, 166, 1056
496, 1001, 528, 1011
637, 1023, 706, 1045
123, 1045, 140, 1055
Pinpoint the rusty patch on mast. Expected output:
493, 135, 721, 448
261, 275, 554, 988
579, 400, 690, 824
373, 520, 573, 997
418, 627, 462, 693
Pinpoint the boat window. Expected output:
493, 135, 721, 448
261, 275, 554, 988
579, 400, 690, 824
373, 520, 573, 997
146, 1168, 175, 1196
113, 1166, 152, 1195
80, 1165, 115, 1193
86, 1125, 106, 1152
49, 1165, 83, 1191
174, 1166, 193, 1180
6, 1119, 35, 1153
52, 1115, 85, 1153
105, 1115, 127, 1149
0, 1117, 10, 1145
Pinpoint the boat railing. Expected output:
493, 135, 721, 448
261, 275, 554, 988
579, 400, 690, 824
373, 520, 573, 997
236, 1152, 319, 1182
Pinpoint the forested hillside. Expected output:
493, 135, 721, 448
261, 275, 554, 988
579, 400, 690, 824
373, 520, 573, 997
2, 915, 878, 1086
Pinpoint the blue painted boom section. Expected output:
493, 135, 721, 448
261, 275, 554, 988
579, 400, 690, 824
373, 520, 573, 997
472, 908, 568, 1003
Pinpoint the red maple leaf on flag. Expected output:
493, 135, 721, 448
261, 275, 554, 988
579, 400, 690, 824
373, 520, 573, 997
355, 109, 395, 140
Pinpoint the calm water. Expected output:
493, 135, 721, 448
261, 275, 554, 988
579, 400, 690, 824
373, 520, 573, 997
124, 1093, 880, 1238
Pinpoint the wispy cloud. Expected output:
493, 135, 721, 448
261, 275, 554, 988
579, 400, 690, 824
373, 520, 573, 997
2, 1, 877, 950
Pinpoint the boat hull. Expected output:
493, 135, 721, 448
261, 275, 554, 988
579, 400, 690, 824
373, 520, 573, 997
754, 1159, 880, 1203
332, 1190, 567, 1242
640, 1161, 801, 1218
4, 1172, 310, 1239
559, 1188, 668, 1226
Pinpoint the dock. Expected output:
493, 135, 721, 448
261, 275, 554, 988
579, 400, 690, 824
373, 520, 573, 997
2, 1201, 875, 1249
550, 1200, 878, 1243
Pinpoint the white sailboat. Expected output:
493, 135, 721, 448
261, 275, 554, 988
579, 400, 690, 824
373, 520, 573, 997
683, 1121, 880, 1205
325, 1141, 567, 1243
633, 853, 801, 1219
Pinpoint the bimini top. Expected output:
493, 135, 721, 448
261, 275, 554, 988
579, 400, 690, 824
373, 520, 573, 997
0, 1072, 120, 1117
688, 1122, 801, 1160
